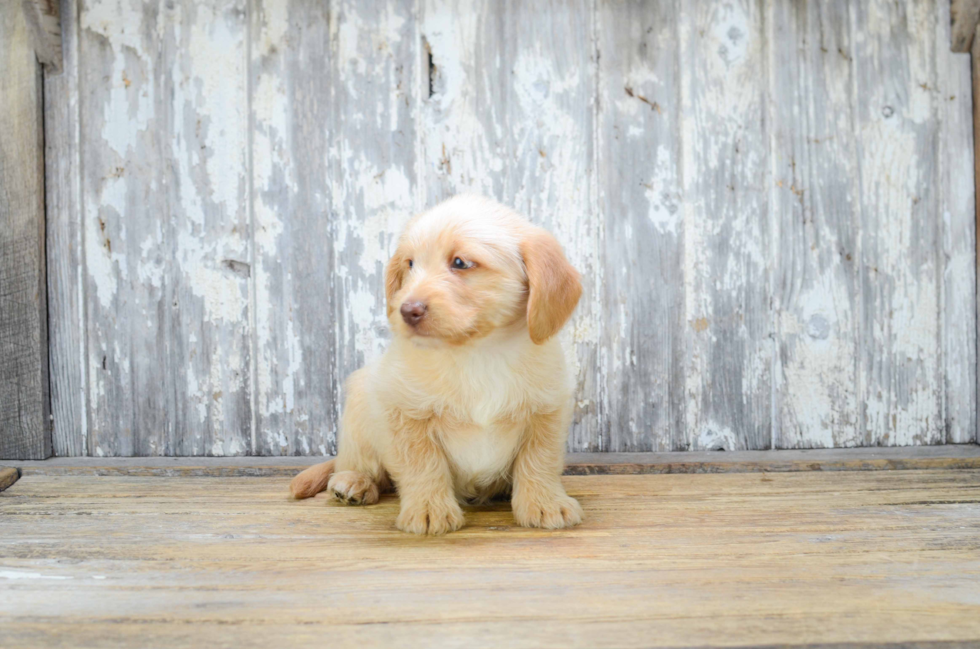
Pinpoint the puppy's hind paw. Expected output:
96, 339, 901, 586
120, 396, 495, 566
513, 493, 583, 529
327, 471, 380, 506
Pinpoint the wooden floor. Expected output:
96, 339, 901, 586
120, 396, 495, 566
2, 470, 980, 648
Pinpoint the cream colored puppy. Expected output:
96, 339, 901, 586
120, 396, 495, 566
289, 195, 583, 535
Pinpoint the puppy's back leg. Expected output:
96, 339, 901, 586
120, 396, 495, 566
290, 367, 388, 504
326, 369, 388, 505
289, 459, 336, 499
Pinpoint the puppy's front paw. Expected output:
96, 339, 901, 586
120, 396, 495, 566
513, 492, 583, 529
396, 499, 465, 535
328, 471, 379, 506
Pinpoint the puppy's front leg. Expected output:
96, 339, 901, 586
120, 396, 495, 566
388, 415, 464, 535
512, 410, 583, 529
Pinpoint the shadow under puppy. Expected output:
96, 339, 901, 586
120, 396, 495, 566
290, 195, 583, 535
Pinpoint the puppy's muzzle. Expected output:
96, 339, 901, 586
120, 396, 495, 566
400, 301, 427, 327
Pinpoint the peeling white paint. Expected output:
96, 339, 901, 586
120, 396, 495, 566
644, 145, 681, 235
0, 571, 73, 581
186, 4, 247, 212
695, 422, 742, 452
63, 0, 975, 457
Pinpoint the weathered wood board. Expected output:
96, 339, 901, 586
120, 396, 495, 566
12, 445, 980, 477
74, 0, 253, 457
20, 0, 62, 72
250, 0, 419, 456
951, 0, 980, 51
45, 0, 86, 457
420, 0, 601, 450
1, 1, 51, 460
943, 0, 978, 444
2, 471, 980, 647
44, 0, 976, 455
769, 0, 860, 449
975, 25, 980, 451
597, 0, 684, 452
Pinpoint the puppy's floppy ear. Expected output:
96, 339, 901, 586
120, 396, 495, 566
385, 247, 408, 316
521, 227, 582, 344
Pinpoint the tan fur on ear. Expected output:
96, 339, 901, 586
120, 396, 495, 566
521, 228, 582, 344
385, 249, 407, 316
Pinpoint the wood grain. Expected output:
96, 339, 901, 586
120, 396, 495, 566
940, 0, 978, 444
2, 471, 980, 647
0, 0, 51, 460
11, 445, 980, 477
597, 0, 685, 452
420, 0, 600, 450
975, 25, 980, 450
249, 0, 334, 457
45, 0, 87, 456
951, 0, 980, 52
679, 0, 771, 451
769, 1, 861, 448
79, 0, 252, 456
250, 0, 419, 456
0, 467, 19, 491
169, 0, 252, 456
20, 0, 62, 71
45, 0, 978, 455
853, 0, 943, 446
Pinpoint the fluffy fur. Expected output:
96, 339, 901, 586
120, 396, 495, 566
290, 195, 583, 534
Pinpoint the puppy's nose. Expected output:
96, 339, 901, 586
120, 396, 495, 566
400, 301, 427, 326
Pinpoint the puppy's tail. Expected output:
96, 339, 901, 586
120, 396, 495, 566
289, 459, 336, 499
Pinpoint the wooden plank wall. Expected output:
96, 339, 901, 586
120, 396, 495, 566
0, 1, 51, 459
44, 0, 85, 457
44, 0, 976, 456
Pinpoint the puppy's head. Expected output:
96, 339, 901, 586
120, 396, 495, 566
385, 196, 582, 346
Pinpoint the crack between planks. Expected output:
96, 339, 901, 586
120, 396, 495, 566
590, 0, 602, 453
245, 0, 258, 456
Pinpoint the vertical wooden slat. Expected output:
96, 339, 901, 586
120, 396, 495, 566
973, 23, 980, 445
939, 1, 977, 444
951, 0, 980, 52
249, 0, 332, 456
168, 0, 251, 455
769, 1, 861, 448
251, 0, 418, 455
80, 0, 251, 455
852, 0, 943, 445
678, 0, 771, 451
420, 0, 599, 450
596, 0, 685, 451
0, 0, 51, 460
327, 0, 420, 449
45, 0, 87, 456
79, 0, 164, 456
20, 0, 62, 71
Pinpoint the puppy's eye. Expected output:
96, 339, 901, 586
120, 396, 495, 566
452, 257, 474, 270
408, 259, 413, 269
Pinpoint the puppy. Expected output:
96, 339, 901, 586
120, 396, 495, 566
289, 195, 583, 535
